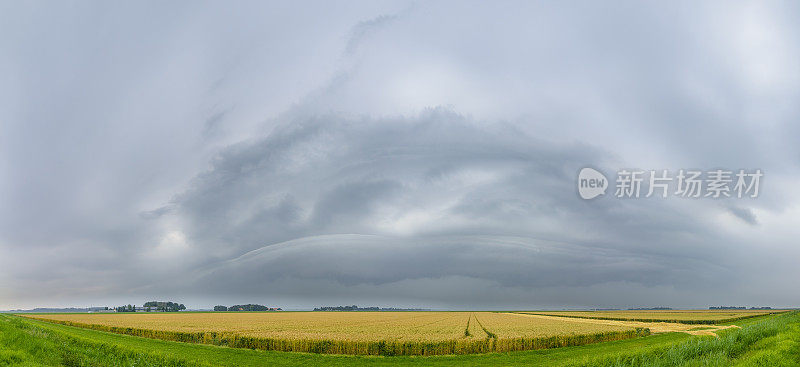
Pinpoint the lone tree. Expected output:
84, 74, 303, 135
214, 305, 227, 311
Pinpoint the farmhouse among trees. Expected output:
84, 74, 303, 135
115, 304, 136, 313
114, 302, 186, 312
143, 301, 186, 312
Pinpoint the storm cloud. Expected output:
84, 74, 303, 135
1, 1, 799, 310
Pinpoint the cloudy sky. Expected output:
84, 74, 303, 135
1, 1, 799, 310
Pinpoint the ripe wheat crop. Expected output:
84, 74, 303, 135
518, 310, 786, 324
25, 311, 648, 356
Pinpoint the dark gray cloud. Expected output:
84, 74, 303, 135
1, 1, 799, 310
145, 110, 760, 309
727, 206, 759, 225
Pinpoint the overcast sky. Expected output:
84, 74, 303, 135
1, 1, 799, 310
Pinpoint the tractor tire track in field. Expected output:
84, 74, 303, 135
508, 313, 740, 337
463, 313, 490, 339
471, 314, 497, 340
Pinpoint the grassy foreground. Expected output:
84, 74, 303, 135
0, 312, 797, 366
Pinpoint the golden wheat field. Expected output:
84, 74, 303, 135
521, 310, 785, 323
26, 311, 631, 341
474, 312, 632, 337
23, 312, 660, 355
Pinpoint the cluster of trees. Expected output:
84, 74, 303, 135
116, 304, 136, 312
114, 301, 186, 312
143, 301, 186, 312
228, 304, 268, 311
213, 304, 281, 312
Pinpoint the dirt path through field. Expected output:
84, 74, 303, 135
505, 313, 740, 336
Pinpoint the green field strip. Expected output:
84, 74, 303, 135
514, 311, 788, 325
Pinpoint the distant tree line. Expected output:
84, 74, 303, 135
709, 306, 772, 310
213, 304, 281, 312
313, 305, 430, 311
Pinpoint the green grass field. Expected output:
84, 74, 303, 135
1, 311, 798, 366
